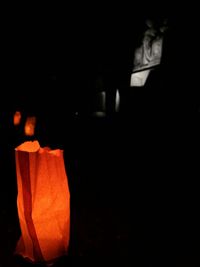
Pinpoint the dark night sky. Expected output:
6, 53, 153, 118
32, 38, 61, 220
1, 5, 198, 114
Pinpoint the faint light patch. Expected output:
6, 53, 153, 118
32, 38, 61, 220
13, 111, 22, 126
130, 69, 150, 87
100, 91, 106, 112
115, 89, 120, 112
92, 111, 106, 118
92, 91, 106, 117
24, 116, 37, 136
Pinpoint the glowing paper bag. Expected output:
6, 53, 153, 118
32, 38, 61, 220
15, 140, 70, 264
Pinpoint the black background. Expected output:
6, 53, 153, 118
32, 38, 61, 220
0, 4, 200, 265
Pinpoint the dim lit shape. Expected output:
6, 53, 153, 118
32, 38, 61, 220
115, 89, 120, 112
132, 18, 167, 73
93, 91, 106, 117
15, 141, 70, 264
24, 116, 36, 136
13, 111, 22, 126
130, 69, 150, 87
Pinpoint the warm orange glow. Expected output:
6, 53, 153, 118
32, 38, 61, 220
17, 140, 40, 152
15, 141, 70, 264
24, 116, 36, 136
13, 111, 22, 126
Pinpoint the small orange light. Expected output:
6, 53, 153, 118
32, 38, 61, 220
24, 116, 36, 136
13, 111, 22, 126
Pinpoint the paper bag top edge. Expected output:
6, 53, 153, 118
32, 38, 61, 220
15, 141, 63, 156
15, 140, 40, 152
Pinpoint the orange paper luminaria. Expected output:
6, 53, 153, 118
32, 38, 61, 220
13, 111, 22, 126
15, 140, 70, 264
24, 116, 36, 136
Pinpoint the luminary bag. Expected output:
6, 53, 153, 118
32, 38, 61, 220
15, 140, 70, 264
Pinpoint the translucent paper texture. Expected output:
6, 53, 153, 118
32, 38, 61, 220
15, 141, 70, 264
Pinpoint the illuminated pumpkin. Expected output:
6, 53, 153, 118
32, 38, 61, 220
15, 141, 70, 264
13, 111, 22, 126
24, 116, 36, 136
